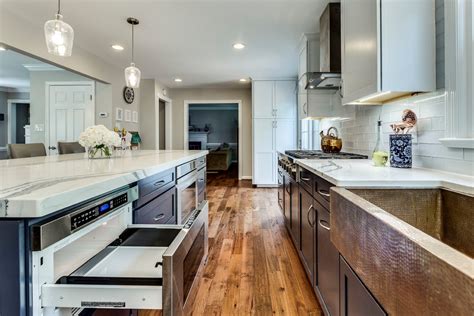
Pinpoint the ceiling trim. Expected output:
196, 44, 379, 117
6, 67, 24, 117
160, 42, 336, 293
23, 63, 63, 72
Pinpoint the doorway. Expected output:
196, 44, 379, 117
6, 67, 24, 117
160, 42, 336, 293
46, 82, 95, 155
7, 100, 31, 144
158, 99, 166, 150
184, 100, 243, 179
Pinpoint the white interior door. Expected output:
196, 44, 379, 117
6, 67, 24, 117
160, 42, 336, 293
48, 84, 94, 155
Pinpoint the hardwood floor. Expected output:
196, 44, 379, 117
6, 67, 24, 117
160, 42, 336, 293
188, 171, 322, 315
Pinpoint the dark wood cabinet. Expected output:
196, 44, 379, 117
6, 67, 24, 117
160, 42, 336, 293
134, 187, 176, 224
299, 186, 316, 285
284, 174, 292, 226
316, 201, 339, 316
290, 177, 300, 248
340, 256, 387, 316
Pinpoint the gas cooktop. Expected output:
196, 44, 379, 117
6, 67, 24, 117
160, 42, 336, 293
284, 150, 368, 160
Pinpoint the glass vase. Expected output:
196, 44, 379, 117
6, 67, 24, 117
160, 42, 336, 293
88, 145, 112, 159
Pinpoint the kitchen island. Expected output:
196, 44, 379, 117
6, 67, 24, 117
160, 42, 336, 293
0, 150, 208, 316
285, 158, 473, 316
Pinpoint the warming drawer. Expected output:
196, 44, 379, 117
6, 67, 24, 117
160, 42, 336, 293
34, 200, 208, 316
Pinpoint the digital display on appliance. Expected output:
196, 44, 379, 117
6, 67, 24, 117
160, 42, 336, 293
100, 203, 110, 213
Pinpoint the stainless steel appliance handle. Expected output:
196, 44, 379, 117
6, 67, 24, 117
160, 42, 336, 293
319, 219, 330, 231
317, 189, 331, 197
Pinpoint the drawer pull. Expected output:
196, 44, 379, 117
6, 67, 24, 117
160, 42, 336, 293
153, 180, 166, 187
319, 219, 330, 231
155, 261, 163, 268
153, 213, 165, 221
301, 177, 311, 181
317, 189, 330, 197
307, 205, 315, 227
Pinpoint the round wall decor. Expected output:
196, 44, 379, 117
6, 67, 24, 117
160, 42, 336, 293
123, 86, 135, 104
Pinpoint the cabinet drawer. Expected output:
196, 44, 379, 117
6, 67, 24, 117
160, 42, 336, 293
299, 167, 314, 194
135, 169, 175, 208
313, 175, 332, 209
134, 188, 176, 224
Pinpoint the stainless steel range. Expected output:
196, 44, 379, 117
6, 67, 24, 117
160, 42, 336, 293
278, 150, 368, 181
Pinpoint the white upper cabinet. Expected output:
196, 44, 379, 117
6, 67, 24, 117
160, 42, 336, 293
298, 33, 320, 93
252, 80, 296, 119
252, 81, 274, 118
341, 0, 436, 105
275, 81, 297, 119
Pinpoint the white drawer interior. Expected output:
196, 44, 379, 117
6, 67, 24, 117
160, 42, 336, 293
79, 246, 167, 278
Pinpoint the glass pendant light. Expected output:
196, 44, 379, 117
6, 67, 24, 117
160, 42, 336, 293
124, 17, 141, 88
44, 0, 74, 57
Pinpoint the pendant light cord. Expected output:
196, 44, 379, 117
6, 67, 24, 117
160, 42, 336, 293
57, 0, 61, 15
131, 23, 135, 63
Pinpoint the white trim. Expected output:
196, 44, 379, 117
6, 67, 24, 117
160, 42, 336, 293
443, 0, 473, 147
0, 87, 30, 93
7, 99, 30, 144
23, 63, 63, 72
156, 92, 172, 150
184, 99, 243, 180
439, 138, 474, 149
241, 176, 252, 180
45, 81, 95, 154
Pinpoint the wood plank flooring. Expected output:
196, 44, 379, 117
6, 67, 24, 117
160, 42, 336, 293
188, 167, 322, 316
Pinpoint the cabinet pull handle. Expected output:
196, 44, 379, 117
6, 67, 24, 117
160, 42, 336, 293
319, 219, 330, 231
307, 205, 315, 227
303, 103, 307, 115
153, 180, 166, 187
317, 189, 331, 197
301, 177, 311, 181
153, 213, 165, 221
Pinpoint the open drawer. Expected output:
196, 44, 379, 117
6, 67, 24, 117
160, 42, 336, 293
36, 201, 208, 316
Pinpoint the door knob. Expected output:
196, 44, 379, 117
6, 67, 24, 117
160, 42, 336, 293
48, 146, 57, 150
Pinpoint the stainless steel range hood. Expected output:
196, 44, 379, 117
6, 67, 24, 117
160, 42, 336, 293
305, 3, 341, 90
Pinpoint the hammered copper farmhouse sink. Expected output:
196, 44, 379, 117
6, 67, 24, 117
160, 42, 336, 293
331, 188, 474, 316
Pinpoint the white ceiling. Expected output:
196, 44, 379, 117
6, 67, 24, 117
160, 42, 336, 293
2, 0, 328, 88
0, 49, 54, 90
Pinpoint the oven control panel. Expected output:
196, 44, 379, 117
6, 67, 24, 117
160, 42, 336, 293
71, 192, 128, 230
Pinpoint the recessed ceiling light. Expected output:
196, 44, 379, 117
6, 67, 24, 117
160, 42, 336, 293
111, 44, 124, 51
233, 43, 245, 50
239, 78, 248, 82
174, 78, 182, 82
0, 46, 6, 51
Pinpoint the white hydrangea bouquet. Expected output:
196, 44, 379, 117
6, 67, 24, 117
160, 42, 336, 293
79, 125, 121, 159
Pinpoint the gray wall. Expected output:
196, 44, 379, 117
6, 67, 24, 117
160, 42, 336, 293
189, 108, 238, 144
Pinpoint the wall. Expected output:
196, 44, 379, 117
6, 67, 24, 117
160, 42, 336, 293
168, 87, 252, 178
139, 79, 157, 149
189, 108, 238, 143
321, 91, 474, 175
0, 91, 30, 147
0, 8, 140, 133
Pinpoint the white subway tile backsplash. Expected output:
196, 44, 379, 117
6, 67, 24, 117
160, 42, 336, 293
328, 90, 470, 175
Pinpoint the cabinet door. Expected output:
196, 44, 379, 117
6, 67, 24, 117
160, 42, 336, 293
298, 93, 308, 120
275, 81, 296, 119
341, 0, 378, 105
300, 187, 315, 284
316, 203, 340, 316
253, 81, 274, 118
290, 178, 300, 248
253, 119, 275, 185
275, 119, 296, 153
340, 256, 387, 316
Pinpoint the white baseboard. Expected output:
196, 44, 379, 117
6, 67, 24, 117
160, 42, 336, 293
240, 175, 252, 180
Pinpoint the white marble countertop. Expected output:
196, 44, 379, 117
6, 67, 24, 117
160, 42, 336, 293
0, 150, 208, 218
296, 159, 474, 195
